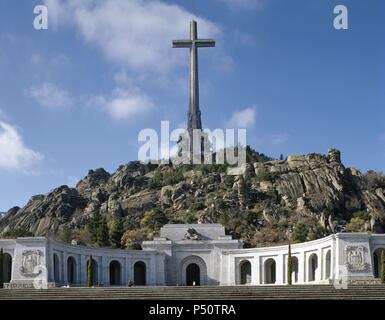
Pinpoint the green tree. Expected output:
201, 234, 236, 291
109, 218, 124, 248
140, 208, 168, 231
287, 240, 293, 285
292, 223, 308, 243
87, 211, 102, 244
60, 225, 73, 243
87, 255, 94, 287
381, 250, 385, 285
97, 216, 110, 247
0, 248, 3, 289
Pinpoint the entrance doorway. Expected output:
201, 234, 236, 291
134, 261, 146, 285
186, 263, 200, 286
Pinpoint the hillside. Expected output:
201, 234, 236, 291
1, 147, 384, 248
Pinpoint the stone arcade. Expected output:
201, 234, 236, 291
1, 223, 385, 288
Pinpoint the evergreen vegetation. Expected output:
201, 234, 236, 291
287, 240, 293, 285
87, 255, 94, 287
110, 218, 124, 248
0, 248, 3, 289
381, 250, 385, 285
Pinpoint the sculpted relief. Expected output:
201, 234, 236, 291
184, 228, 201, 240
345, 245, 371, 273
20, 250, 43, 277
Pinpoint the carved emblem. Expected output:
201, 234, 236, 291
20, 250, 43, 277
184, 228, 200, 240
345, 245, 371, 273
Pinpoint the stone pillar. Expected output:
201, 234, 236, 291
276, 254, 284, 284
316, 249, 322, 282
253, 255, 261, 285
80, 255, 87, 286
101, 256, 108, 286
298, 251, 305, 283
63, 254, 68, 284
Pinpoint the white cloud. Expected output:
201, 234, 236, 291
227, 105, 257, 128
44, 0, 221, 74
216, 0, 263, 10
30, 83, 72, 109
269, 133, 289, 145
0, 121, 44, 173
91, 88, 154, 120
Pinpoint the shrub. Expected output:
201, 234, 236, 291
121, 229, 149, 250
87, 255, 94, 287
287, 241, 293, 286
346, 217, 366, 232
381, 250, 385, 285
0, 248, 3, 288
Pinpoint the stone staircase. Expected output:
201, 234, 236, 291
0, 285, 385, 300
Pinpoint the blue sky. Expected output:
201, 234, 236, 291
0, 0, 384, 211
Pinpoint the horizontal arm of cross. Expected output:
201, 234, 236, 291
172, 40, 192, 48
195, 39, 215, 47
172, 39, 216, 48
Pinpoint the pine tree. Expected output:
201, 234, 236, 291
287, 240, 293, 286
381, 250, 385, 285
109, 218, 124, 248
88, 211, 102, 244
87, 255, 94, 287
0, 248, 3, 289
97, 216, 109, 247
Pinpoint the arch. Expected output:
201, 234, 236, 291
180, 256, 208, 286
290, 256, 299, 283
186, 263, 200, 286
109, 260, 122, 286
264, 258, 276, 284
240, 260, 252, 285
134, 261, 146, 286
87, 258, 98, 285
2, 253, 12, 283
308, 253, 318, 282
325, 250, 331, 279
373, 248, 385, 278
67, 256, 77, 284
53, 254, 60, 283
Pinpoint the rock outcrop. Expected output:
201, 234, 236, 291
1, 148, 384, 247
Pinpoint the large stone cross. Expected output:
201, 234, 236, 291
172, 20, 215, 137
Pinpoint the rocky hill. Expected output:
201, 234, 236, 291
1, 147, 384, 248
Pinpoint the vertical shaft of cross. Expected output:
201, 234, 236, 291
173, 20, 215, 162
189, 21, 201, 135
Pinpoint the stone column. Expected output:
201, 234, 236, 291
80, 255, 87, 286
316, 249, 322, 282
63, 254, 68, 284
298, 251, 305, 283
101, 256, 108, 286
276, 254, 284, 284
253, 255, 261, 285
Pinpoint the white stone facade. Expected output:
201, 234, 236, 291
1, 224, 385, 288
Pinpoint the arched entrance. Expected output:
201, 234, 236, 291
87, 259, 98, 285
67, 256, 77, 284
240, 260, 252, 285
325, 250, 331, 279
134, 261, 146, 286
180, 256, 207, 286
186, 263, 200, 286
109, 260, 121, 286
53, 254, 60, 283
308, 253, 318, 282
2, 253, 12, 283
264, 259, 276, 284
373, 248, 385, 278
